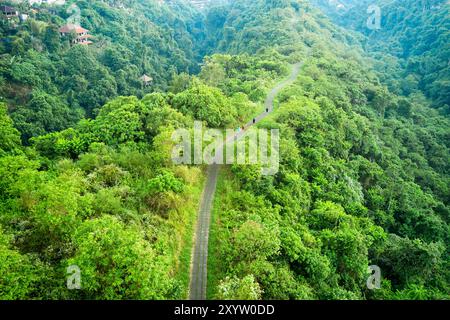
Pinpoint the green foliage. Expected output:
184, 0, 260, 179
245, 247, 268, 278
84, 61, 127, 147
199, 54, 287, 102
173, 80, 237, 127
206, 0, 448, 300
230, 220, 280, 263
374, 234, 446, 287
0, 0, 207, 142
12, 90, 82, 142
312, 0, 450, 108
216, 275, 263, 300
0, 95, 205, 299
147, 170, 184, 195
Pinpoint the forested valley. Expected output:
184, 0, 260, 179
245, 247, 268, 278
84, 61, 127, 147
0, 0, 448, 300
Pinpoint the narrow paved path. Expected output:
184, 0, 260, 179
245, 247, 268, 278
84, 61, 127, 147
189, 164, 219, 300
188, 62, 303, 300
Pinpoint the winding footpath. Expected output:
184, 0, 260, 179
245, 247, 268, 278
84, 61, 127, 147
189, 62, 303, 300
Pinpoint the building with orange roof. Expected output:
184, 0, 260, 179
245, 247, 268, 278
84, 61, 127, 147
59, 24, 93, 45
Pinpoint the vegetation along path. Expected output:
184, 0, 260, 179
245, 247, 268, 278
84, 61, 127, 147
189, 62, 303, 300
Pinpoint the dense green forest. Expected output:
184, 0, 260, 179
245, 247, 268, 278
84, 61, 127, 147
1, 0, 206, 142
0, 0, 448, 300
312, 0, 450, 110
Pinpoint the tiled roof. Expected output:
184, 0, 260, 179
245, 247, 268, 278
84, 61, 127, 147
59, 24, 89, 34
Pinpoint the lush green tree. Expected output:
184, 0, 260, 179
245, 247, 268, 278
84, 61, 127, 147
173, 80, 237, 127
216, 275, 263, 300
0, 228, 44, 300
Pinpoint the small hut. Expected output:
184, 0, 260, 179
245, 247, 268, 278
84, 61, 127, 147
59, 24, 93, 45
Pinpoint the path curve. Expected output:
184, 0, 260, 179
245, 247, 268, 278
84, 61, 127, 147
189, 62, 303, 300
